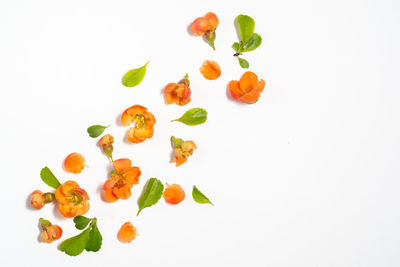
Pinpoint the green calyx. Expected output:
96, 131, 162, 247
205, 31, 216, 50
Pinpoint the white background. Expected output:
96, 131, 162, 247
0, 0, 399, 266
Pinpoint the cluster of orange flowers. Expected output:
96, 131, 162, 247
30, 11, 265, 247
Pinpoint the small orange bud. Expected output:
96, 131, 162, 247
30, 190, 45, 210
39, 218, 62, 243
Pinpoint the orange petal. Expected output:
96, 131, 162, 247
228, 80, 243, 100
118, 222, 137, 243
163, 183, 185, 205
125, 167, 141, 185
113, 184, 132, 200
104, 188, 118, 202
164, 83, 179, 104
113, 158, 132, 173
190, 17, 208, 36
175, 157, 187, 167
103, 176, 119, 190
63, 153, 85, 174
205, 12, 219, 30
200, 60, 221, 80
239, 71, 259, 92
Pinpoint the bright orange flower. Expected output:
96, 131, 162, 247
118, 222, 138, 243
163, 183, 185, 205
190, 12, 219, 49
55, 181, 90, 218
39, 218, 62, 244
30, 190, 54, 210
228, 71, 265, 104
103, 158, 141, 202
200, 60, 221, 80
164, 74, 191, 106
121, 105, 156, 143
63, 152, 86, 174
171, 136, 197, 167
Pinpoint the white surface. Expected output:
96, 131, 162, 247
1, 0, 399, 266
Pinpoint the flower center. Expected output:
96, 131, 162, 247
67, 193, 83, 205
134, 114, 145, 128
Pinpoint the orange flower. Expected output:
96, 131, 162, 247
164, 74, 191, 106
103, 158, 141, 202
118, 222, 138, 243
200, 60, 221, 80
30, 190, 54, 210
39, 218, 62, 243
55, 181, 90, 218
171, 136, 197, 167
63, 152, 86, 174
228, 71, 265, 104
163, 183, 185, 205
98, 134, 114, 160
121, 105, 156, 143
190, 12, 219, 50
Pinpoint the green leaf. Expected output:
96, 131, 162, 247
171, 136, 183, 148
40, 167, 61, 189
192, 186, 214, 205
122, 61, 149, 87
87, 125, 109, 138
59, 227, 91, 256
232, 42, 240, 52
172, 108, 208, 126
238, 58, 250, 69
241, 33, 262, 52
137, 178, 164, 216
85, 223, 102, 252
236, 15, 255, 43
73, 216, 92, 230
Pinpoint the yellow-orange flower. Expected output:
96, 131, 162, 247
164, 74, 191, 106
228, 71, 265, 104
121, 105, 156, 143
55, 181, 90, 218
103, 158, 141, 202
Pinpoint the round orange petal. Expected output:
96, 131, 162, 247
163, 183, 185, 205
104, 188, 118, 202
63, 153, 86, 174
113, 158, 132, 173
200, 60, 221, 80
118, 222, 137, 243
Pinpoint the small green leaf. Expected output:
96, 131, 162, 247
238, 58, 250, 69
171, 136, 184, 148
85, 223, 102, 252
192, 186, 214, 205
59, 227, 91, 256
40, 167, 61, 189
87, 125, 109, 138
172, 108, 208, 126
73, 216, 92, 230
122, 61, 149, 87
137, 178, 164, 216
236, 15, 255, 43
232, 42, 240, 52
241, 33, 262, 52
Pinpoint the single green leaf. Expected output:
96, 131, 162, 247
85, 223, 102, 252
238, 58, 250, 69
171, 136, 183, 148
87, 125, 109, 138
172, 108, 208, 126
73, 216, 92, 230
59, 227, 91, 256
236, 15, 255, 43
232, 42, 240, 52
40, 167, 61, 189
122, 61, 149, 87
192, 186, 214, 205
137, 178, 164, 216
241, 33, 262, 52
